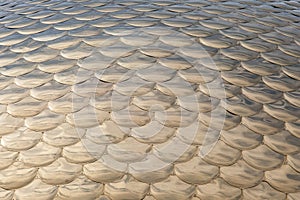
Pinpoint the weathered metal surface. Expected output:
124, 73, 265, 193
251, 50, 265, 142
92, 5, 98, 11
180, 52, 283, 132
0, 0, 299, 199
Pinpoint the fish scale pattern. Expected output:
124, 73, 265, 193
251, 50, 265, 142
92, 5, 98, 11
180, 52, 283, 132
0, 0, 299, 199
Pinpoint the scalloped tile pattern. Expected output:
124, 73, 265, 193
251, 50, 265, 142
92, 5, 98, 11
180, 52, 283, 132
0, 0, 299, 199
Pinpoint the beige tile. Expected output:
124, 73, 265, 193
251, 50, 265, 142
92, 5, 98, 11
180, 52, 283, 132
241, 38, 277, 53
19, 142, 61, 167
158, 55, 192, 70
18, 22, 51, 35
151, 176, 195, 200
117, 51, 156, 70
0, 0, 299, 198
131, 120, 175, 144
222, 68, 260, 87
200, 34, 236, 48
0, 50, 21, 67
243, 182, 286, 200
0, 59, 35, 77
30, 81, 70, 101
221, 46, 258, 61
179, 65, 218, 84
46, 35, 81, 50
179, 44, 217, 59
90, 90, 130, 111
10, 38, 43, 54
265, 165, 300, 193
31, 28, 66, 42
175, 156, 218, 184
14, 69, 52, 88
0, 188, 13, 200
264, 100, 299, 122
138, 41, 173, 57
0, 147, 18, 170
54, 19, 85, 31
155, 106, 198, 128
242, 111, 284, 135
153, 137, 197, 163
129, 154, 173, 183
178, 92, 219, 113
259, 31, 292, 45
288, 193, 300, 200
221, 124, 262, 150
263, 73, 299, 92
62, 138, 106, 163
96, 65, 133, 83
78, 52, 114, 71
40, 14, 71, 25
107, 137, 151, 162
85, 121, 128, 144
37, 56, 76, 73
90, 18, 120, 28
206, 54, 239, 71
262, 50, 298, 65
220, 160, 264, 188
105, 175, 149, 200
239, 21, 273, 34
39, 157, 82, 185
1, 128, 42, 151
0, 33, 28, 46
160, 34, 193, 47
25, 109, 64, 131
199, 108, 241, 131
181, 26, 216, 38
176, 121, 219, 146
54, 67, 92, 85
286, 120, 300, 138
111, 104, 150, 127
146, 10, 175, 19
241, 58, 280, 76
133, 90, 175, 111
7, 96, 46, 117
0, 113, 24, 136
0, 162, 37, 189
264, 130, 300, 155
223, 94, 262, 116
14, 179, 57, 200
157, 77, 197, 97
245, 143, 284, 169
288, 153, 300, 172
72, 78, 113, 98
114, 76, 155, 96
60, 42, 93, 59
83, 155, 126, 183
74, 11, 103, 21
121, 34, 156, 47
57, 175, 103, 200
203, 140, 241, 166
200, 18, 234, 30
283, 65, 300, 80
242, 83, 282, 103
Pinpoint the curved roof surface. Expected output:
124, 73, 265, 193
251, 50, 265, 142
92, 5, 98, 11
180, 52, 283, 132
0, 0, 299, 199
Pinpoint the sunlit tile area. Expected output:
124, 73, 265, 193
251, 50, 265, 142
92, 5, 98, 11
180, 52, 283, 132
0, 0, 299, 199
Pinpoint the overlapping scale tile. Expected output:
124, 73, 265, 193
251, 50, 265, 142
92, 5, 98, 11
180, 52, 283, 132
151, 176, 195, 200
0, 0, 299, 199
196, 178, 241, 200
38, 157, 82, 185
0, 161, 37, 190
56, 175, 103, 200
243, 182, 286, 200
105, 175, 149, 200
